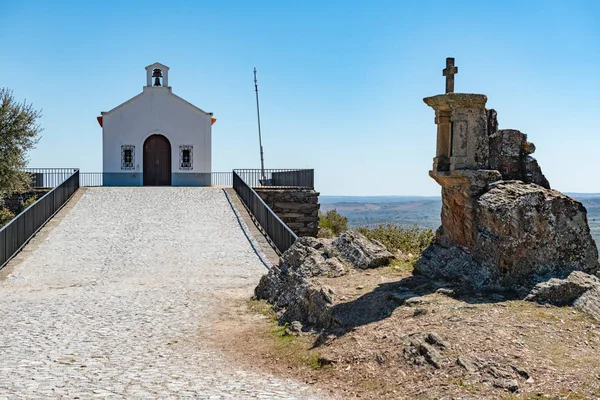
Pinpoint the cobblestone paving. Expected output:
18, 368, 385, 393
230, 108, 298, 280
0, 188, 325, 399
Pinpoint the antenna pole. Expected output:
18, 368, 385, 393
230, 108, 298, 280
254, 67, 266, 182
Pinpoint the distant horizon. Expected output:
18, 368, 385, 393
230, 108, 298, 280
319, 192, 600, 201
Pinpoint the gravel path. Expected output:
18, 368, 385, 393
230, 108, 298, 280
0, 188, 324, 399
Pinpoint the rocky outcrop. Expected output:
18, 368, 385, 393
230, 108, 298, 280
332, 230, 394, 269
421, 93, 598, 295
475, 182, 599, 287
525, 271, 600, 322
525, 271, 600, 306
254, 232, 393, 327
488, 128, 550, 189
414, 233, 495, 290
254, 237, 340, 328
416, 181, 600, 293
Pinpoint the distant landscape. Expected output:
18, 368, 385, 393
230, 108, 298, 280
321, 194, 600, 247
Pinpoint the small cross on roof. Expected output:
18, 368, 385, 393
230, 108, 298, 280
443, 58, 458, 93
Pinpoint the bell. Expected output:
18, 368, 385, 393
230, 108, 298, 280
152, 68, 163, 86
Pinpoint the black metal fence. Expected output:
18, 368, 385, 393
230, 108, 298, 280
1, 170, 80, 269
234, 169, 314, 188
233, 171, 298, 254
23, 169, 313, 189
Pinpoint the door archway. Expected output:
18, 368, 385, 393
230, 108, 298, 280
143, 134, 172, 186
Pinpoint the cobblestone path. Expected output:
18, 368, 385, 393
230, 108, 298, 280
0, 188, 324, 399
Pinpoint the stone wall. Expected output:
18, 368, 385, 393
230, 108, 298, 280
254, 188, 320, 238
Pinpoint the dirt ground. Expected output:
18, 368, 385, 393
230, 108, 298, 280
211, 265, 600, 400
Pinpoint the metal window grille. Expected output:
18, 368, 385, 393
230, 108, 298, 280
179, 146, 193, 170
121, 145, 135, 170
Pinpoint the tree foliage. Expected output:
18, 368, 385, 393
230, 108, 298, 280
0, 88, 42, 198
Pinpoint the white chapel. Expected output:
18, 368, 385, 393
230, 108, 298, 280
98, 62, 216, 186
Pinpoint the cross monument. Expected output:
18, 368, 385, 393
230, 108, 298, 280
442, 57, 458, 93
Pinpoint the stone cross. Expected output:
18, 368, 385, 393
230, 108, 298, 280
442, 57, 458, 93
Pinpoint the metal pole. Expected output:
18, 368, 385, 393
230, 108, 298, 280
254, 67, 266, 182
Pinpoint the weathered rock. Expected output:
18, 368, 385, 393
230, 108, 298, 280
403, 333, 445, 369
474, 182, 599, 288
525, 271, 600, 306
573, 287, 600, 322
414, 238, 496, 290
332, 230, 394, 269
254, 237, 339, 327
289, 320, 303, 333
255, 232, 394, 328
486, 108, 498, 136
493, 379, 519, 393
488, 129, 550, 189
525, 271, 600, 322
435, 287, 457, 297
430, 170, 502, 249
417, 181, 600, 292
457, 355, 478, 373
425, 332, 449, 349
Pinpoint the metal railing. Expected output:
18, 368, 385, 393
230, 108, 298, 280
25, 170, 234, 188
234, 169, 314, 189
22, 168, 78, 188
210, 172, 233, 187
233, 171, 298, 254
1, 170, 80, 269
80, 172, 103, 187
22, 169, 312, 190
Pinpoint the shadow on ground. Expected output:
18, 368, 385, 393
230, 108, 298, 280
311, 273, 519, 348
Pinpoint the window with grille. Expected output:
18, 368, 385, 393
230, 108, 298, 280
179, 145, 193, 170
121, 145, 135, 170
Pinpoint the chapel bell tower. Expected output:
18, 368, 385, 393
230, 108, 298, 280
145, 62, 170, 88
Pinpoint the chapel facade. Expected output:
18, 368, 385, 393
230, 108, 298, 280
98, 62, 216, 186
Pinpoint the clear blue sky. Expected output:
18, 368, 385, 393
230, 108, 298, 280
2, 0, 599, 195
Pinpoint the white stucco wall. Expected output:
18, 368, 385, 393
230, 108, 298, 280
102, 86, 212, 175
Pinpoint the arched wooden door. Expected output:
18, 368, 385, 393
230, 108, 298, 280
143, 135, 172, 186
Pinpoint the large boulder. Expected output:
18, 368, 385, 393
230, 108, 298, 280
415, 181, 599, 293
255, 231, 393, 327
332, 230, 393, 269
254, 237, 343, 327
474, 182, 599, 288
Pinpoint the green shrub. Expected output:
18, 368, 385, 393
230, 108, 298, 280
0, 207, 15, 227
357, 224, 434, 255
21, 195, 37, 209
318, 209, 348, 236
